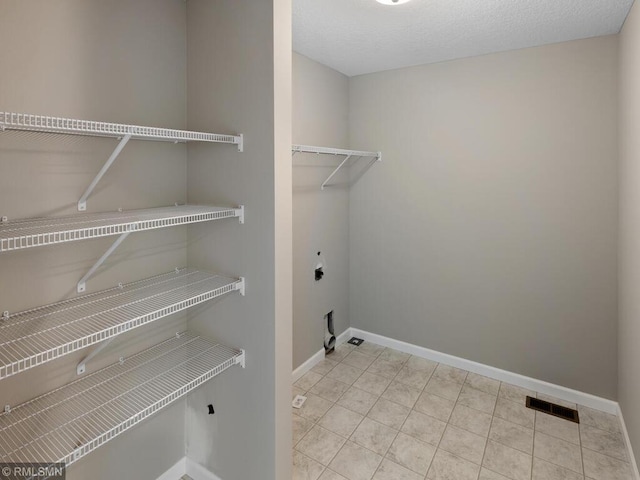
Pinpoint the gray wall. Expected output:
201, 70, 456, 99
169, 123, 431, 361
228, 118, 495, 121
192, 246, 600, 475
349, 36, 619, 399
0, 1, 189, 479
185, 1, 292, 479
293, 53, 350, 369
619, 0, 640, 461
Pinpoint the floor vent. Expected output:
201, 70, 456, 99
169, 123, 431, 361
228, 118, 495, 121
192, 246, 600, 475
526, 396, 579, 423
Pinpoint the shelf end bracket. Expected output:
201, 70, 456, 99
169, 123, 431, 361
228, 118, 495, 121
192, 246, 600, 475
235, 205, 245, 224
235, 350, 246, 368
78, 134, 132, 211
236, 277, 246, 296
77, 232, 131, 293
236, 134, 244, 153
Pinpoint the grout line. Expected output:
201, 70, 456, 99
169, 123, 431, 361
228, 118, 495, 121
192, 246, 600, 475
479, 378, 502, 479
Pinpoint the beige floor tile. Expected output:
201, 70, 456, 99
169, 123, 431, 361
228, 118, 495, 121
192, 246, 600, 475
494, 397, 534, 429
356, 343, 386, 358
457, 384, 497, 414
582, 447, 633, 480
368, 398, 411, 430
482, 440, 532, 480
353, 372, 393, 396
350, 417, 398, 456
297, 393, 334, 423
381, 380, 421, 408
580, 424, 628, 461
343, 351, 376, 370
327, 363, 365, 386
296, 371, 325, 391
329, 441, 382, 480
424, 377, 463, 401
465, 373, 500, 396
450, 403, 492, 437
577, 405, 621, 434
312, 358, 339, 376
319, 470, 349, 480
293, 450, 326, 480
406, 355, 438, 373
367, 357, 404, 378
372, 458, 423, 480
427, 449, 481, 480
386, 432, 436, 475
401, 410, 447, 446
378, 348, 410, 363
433, 364, 468, 385
534, 431, 583, 474
319, 405, 365, 438
395, 365, 432, 390
532, 457, 584, 480
311, 377, 351, 402
327, 344, 355, 362
297, 426, 346, 465
498, 383, 535, 404
414, 391, 456, 422
337, 386, 379, 416
535, 411, 580, 444
294, 413, 315, 445
479, 467, 511, 479
438, 424, 487, 465
294, 386, 306, 398
489, 416, 533, 454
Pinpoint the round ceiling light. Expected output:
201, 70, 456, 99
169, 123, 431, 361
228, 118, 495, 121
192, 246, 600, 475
376, 0, 412, 4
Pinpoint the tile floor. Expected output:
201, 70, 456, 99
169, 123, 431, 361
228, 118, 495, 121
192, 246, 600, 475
292, 341, 633, 480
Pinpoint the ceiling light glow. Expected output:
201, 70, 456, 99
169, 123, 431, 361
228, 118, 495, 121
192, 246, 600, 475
376, 0, 412, 4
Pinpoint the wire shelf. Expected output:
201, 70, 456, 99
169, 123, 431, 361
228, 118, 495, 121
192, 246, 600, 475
0, 268, 243, 380
0, 205, 243, 253
0, 332, 244, 466
0, 112, 242, 147
292, 144, 381, 160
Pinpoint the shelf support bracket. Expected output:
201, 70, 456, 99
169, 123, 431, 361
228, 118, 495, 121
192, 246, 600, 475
77, 232, 131, 293
236, 134, 244, 153
235, 277, 246, 296
78, 134, 132, 211
235, 205, 245, 224
321, 155, 352, 190
77, 337, 116, 375
235, 349, 246, 368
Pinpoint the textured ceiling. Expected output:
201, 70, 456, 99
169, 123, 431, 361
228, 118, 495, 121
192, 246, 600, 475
293, 0, 634, 76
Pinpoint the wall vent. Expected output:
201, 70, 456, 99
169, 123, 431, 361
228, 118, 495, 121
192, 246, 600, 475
525, 396, 579, 423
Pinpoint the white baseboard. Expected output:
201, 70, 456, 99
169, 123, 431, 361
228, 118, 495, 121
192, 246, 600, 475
291, 329, 354, 383
335, 328, 352, 346
350, 327, 619, 415
156, 457, 186, 480
186, 458, 223, 480
292, 348, 325, 383
156, 457, 222, 480
618, 405, 640, 480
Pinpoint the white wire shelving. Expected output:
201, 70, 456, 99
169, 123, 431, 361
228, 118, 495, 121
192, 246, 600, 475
0, 112, 244, 210
291, 144, 382, 190
0, 204, 244, 254
0, 332, 244, 466
0, 268, 244, 380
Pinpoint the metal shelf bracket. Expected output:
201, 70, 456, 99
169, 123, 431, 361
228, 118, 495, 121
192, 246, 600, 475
78, 134, 132, 211
235, 205, 245, 224
235, 349, 246, 368
77, 232, 131, 293
236, 277, 246, 296
77, 337, 115, 375
236, 133, 244, 153
322, 154, 352, 191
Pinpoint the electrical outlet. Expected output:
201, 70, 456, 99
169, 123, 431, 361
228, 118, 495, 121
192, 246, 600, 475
292, 395, 307, 409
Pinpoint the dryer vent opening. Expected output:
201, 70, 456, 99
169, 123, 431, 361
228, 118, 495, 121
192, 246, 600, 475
324, 311, 335, 353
